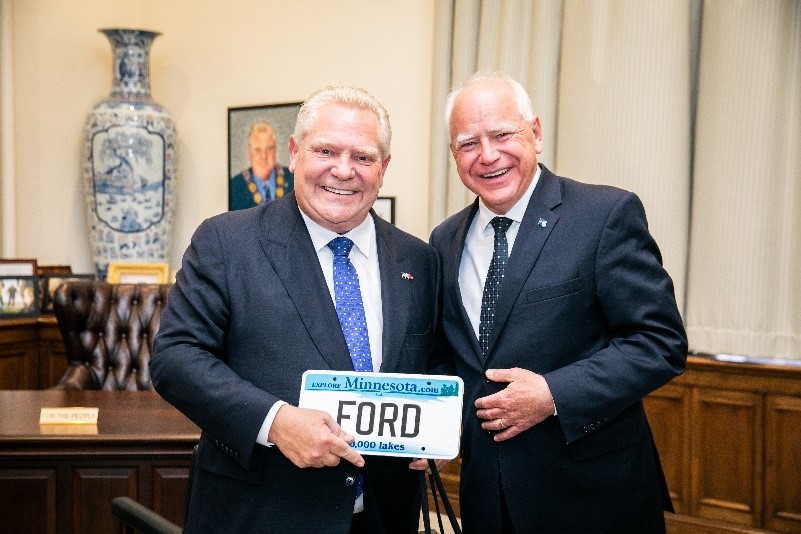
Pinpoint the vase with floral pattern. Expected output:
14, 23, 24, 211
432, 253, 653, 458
82, 28, 177, 280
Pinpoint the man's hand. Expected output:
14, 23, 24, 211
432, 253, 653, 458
475, 367, 555, 442
268, 404, 365, 468
408, 458, 450, 473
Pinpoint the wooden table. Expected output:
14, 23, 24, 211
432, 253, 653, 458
0, 390, 200, 533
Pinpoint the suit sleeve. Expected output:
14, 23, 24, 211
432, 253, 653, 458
544, 192, 688, 444
150, 217, 277, 469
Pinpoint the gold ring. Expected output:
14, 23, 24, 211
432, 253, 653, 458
500, 419, 506, 429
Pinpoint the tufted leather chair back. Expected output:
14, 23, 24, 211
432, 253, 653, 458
52, 280, 171, 390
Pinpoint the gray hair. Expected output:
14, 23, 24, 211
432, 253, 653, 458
293, 86, 391, 158
444, 71, 535, 126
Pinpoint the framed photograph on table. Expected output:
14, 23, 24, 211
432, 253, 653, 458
107, 263, 170, 284
41, 273, 96, 313
0, 275, 40, 318
373, 196, 395, 224
228, 101, 302, 211
0, 258, 38, 277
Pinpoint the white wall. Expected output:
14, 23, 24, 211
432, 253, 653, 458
8, 0, 435, 273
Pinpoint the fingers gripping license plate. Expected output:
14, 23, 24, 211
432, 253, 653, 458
299, 371, 463, 459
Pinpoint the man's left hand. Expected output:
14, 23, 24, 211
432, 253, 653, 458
408, 458, 449, 472
475, 367, 555, 442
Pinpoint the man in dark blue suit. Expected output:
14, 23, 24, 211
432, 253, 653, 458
430, 72, 688, 533
151, 86, 443, 533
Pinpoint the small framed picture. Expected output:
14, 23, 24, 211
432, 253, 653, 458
0, 258, 38, 277
107, 263, 170, 284
0, 275, 40, 318
36, 264, 72, 277
373, 196, 395, 224
41, 274, 96, 314
228, 101, 302, 211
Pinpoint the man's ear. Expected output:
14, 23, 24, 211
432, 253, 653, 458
531, 116, 544, 154
288, 136, 298, 172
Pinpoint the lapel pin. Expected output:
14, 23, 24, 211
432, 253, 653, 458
538, 218, 547, 228
401, 272, 414, 280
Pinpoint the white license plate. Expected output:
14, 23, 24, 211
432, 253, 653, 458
299, 370, 463, 459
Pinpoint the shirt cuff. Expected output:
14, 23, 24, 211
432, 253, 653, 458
256, 400, 287, 446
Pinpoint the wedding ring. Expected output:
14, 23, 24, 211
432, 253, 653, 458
499, 419, 506, 429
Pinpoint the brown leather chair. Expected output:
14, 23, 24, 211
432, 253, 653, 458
52, 280, 171, 390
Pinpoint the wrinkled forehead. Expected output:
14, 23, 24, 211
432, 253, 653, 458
450, 83, 521, 132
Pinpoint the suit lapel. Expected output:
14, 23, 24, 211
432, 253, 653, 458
258, 195, 353, 371
374, 216, 412, 373
445, 201, 484, 362
484, 166, 562, 361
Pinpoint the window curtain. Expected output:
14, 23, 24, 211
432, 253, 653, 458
429, 0, 801, 361
686, 0, 801, 359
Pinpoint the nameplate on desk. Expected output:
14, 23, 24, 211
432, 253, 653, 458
39, 423, 99, 435
39, 407, 99, 425
299, 371, 463, 459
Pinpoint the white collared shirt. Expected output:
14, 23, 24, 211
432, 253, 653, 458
256, 211, 383, 514
459, 167, 541, 340
301, 211, 384, 372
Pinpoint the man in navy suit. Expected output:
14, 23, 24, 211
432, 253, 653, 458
151, 86, 443, 533
429, 72, 688, 533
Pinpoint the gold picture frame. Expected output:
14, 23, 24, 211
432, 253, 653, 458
106, 263, 170, 284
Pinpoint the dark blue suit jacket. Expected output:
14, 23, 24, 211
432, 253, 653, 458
430, 166, 688, 533
151, 194, 442, 533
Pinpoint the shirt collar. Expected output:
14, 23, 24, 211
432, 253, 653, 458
477, 165, 541, 232
299, 209, 376, 258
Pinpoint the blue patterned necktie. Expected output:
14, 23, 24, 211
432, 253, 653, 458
328, 236, 372, 499
479, 217, 513, 356
328, 237, 373, 372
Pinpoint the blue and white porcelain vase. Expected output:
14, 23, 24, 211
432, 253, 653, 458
82, 28, 177, 280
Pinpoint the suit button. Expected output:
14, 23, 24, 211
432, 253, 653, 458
345, 476, 355, 487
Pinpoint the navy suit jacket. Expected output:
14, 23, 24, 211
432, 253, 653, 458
151, 194, 442, 533
430, 166, 688, 533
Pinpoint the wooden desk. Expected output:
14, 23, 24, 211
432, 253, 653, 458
0, 390, 200, 533
0, 317, 66, 390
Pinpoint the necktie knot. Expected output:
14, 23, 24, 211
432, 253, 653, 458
490, 216, 513, 236
328, 236, 354, 258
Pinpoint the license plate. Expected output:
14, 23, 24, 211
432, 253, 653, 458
299, 370, 463, 459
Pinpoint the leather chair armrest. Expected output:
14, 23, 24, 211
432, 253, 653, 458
111, 496, 182, 534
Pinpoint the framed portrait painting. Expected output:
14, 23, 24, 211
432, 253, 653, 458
228, 102, 301, 211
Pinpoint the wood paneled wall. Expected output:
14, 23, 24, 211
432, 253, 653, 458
645, 354, 801, 533
431, 355, 801, 533
0, 318, 65, 390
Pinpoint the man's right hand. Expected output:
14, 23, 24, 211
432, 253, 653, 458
268, 404, 365, 469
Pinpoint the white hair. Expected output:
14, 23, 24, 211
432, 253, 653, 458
444, 71, 535, 126
293, 86, 391, 157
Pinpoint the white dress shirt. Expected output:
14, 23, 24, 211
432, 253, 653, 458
459, 167, 541, 339
255, 210, 383, 512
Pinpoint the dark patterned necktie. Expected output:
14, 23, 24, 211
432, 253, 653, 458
479, 217, 513, 356
328, 236, 371, 499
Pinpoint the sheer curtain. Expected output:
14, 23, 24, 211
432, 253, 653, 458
686, 0, 801, 359
429, 0, 801, 361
